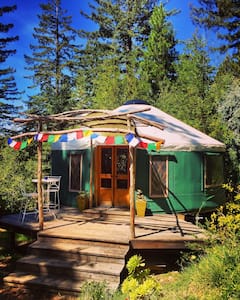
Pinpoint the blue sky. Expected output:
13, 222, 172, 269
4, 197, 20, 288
2, 0, 209, 102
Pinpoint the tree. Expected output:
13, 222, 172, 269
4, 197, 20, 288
25, 0, 77, 116
0, 137, 37, 215
218, 78, 240, 180
191, 0, 240, 71
0, 5, 19, 134
161, 34, 215, 134
77, 0, 158, 106
139, 4, 178, 104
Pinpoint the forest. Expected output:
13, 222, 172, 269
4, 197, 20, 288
0, 0, 240, 298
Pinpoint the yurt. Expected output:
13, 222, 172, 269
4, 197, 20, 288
51, 100, 226, 215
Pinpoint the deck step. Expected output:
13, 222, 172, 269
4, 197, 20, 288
4, 271, 119, 295
29, 240, 128, 263
16, 254, 124, 282
4, 229, 130, 294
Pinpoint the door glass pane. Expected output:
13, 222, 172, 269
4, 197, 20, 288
117, 179, 128, 189
101, 148, 112, 174
101, 178, 112, 188
116, 148, 128, 175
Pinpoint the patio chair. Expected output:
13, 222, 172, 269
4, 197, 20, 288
19, 187, 38, 223
42, 189, 56, 219
45, 176, 61, 210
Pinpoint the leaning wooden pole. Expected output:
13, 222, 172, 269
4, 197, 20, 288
129, 145, 136, 239
37, 123, 44, 230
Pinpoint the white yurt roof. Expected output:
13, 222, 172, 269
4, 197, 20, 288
113, 103, 226, 152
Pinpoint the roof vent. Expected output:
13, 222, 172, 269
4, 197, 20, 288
123, 99, 150, 105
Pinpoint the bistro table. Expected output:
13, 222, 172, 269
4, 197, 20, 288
32, 177, 60, 211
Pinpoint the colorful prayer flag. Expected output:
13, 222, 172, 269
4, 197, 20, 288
115, 136, 125, 145
105, 136, 115, 144
20, 140, 28, 150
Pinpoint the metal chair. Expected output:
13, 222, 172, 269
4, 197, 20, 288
19, 187, 38, 223
45, 176, 61, 210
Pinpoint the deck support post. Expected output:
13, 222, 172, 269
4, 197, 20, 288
129, 145, 136, 239
89, 138, 93, 208
37, 122, 44, 231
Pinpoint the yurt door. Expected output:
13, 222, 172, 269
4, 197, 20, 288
96, 146, 130, 207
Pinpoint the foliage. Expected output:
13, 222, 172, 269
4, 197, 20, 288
24, 0, 77, 116
191, 0, 240, 68
77, 0, 159, 106
160, 34, 215, 134
78, 281, 111, 300
218, 78, 240, 180
0, 4, 20, 135
208, 183, 240, 241
121, 255, 162, 300
0, 138, 37, 215
161, 241, 240, 299
139, 4, 178, 103
78, 281, 125, 300
92, 59, 123, 109
160, 182, 240, 299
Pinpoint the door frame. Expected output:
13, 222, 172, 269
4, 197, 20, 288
94, 145, 130, 207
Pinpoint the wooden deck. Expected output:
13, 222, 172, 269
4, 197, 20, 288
0, 206, 206, 249
1, 207, 206, 294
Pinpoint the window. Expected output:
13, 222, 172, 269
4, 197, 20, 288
69, 154, 83, 192
205, 154, 224, 187
149, 155, 168, 198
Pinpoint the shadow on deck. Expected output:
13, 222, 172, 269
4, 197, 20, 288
0, 206, 206, 249
0, 207, 206, 295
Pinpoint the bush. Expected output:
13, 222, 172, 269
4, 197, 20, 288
0, 140, 37, 215
160, 182, 240, 299
121, 255, 162, 300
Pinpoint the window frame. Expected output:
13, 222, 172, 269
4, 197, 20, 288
69, 153, 83, 192
149, 155, 168, 198
204, 153, 224, 188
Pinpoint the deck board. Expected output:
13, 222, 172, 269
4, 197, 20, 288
0, 207, 206, 250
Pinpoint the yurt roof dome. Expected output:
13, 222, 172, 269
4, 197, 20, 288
113, 103, 225, 152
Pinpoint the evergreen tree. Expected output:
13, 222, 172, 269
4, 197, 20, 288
77, 0, 158, 106
25, 0, 77, 116
139, 4, 178, 104
0, 5, 19, 134
218, 78, 240, 180
191, 0, 240, 71
162, 34, 215, 134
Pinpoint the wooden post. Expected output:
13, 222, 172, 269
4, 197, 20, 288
129, 145, 136, 239
37, 123, 44, 231
89, 138, 93, 208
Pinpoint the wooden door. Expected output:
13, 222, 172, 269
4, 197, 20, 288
95, 146, 130, 207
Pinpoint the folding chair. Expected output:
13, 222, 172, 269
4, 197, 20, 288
19, 187, 38, 223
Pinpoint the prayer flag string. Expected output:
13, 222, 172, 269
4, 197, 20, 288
8, 130, 164, 152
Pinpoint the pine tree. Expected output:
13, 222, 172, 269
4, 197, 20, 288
139, 4, 178, 104
162, 34, 215, 133
25, 0, 77, 116
191, 0, 240, 70
77, 0, 158, 106
0, 5, 19, 134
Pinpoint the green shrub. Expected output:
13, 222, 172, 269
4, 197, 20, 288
121, 255, 162, 300
78, 281, 125, 300
78, 281, 111, 300
160, 182, 240, 299
208, 183, 240, 241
